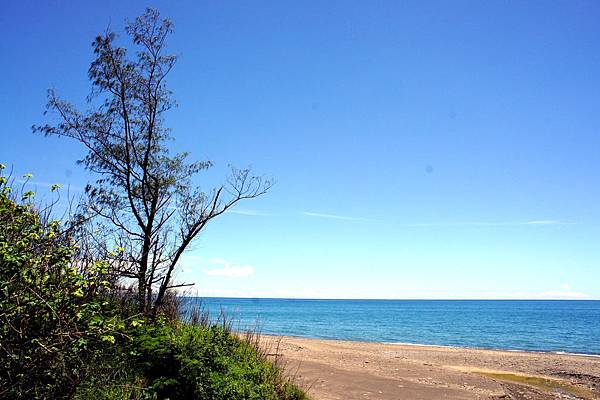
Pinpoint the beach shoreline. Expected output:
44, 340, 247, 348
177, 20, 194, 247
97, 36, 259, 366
260, 332, 600, 358
261, 335, 600, 400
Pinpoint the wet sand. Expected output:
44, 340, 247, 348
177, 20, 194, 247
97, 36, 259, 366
262, 336, 600, 400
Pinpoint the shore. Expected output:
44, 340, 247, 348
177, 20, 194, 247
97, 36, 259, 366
261, 336, 600, 400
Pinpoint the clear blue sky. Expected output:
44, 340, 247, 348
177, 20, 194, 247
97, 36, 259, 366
1, 1, 599, 299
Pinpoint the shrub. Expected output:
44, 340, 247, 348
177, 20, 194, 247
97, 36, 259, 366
0, 170, 125, 399
72, 321, 309, 400
0, 168, 307, 400
130, 322, 308, 400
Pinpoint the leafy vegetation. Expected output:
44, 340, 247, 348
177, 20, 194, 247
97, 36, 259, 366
0, 167, 127, 398
77, 322, 306, 400
0, 171, 307, 399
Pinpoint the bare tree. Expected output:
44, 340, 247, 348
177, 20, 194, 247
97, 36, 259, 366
34, 9, 272, 315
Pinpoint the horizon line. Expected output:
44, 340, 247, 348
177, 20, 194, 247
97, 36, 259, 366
179, 296, 600, 301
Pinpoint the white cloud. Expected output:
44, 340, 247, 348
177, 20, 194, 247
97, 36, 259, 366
396, 220, 572, 227
203, 258, 254, 278
525, 220, 561, 225
226, 208, 271, 216
501, 286, 590, 300
301, 211, 374, 222
539, 290, 589, 299
538, 284, 589, 299
561, 283, 572, 291
300, 213, 572, 226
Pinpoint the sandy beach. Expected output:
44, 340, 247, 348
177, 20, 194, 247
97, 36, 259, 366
261, 336, 600, 400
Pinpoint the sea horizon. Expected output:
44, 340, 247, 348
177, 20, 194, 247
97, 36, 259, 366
182, 298, 600, 356
183, 296, 600, 301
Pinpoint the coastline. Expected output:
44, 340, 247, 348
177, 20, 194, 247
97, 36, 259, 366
194, 298, 600, 356
257, 331, 600, 358
262, 335, 600, 400
382, 341, 600, 358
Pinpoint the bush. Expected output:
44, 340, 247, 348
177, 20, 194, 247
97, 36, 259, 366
0, 169, 126, 399
73, 321, 308, 400
131, 322, 308, 400
0, 168, 307, 400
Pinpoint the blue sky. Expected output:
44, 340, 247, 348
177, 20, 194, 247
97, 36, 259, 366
1, 1, 599, 299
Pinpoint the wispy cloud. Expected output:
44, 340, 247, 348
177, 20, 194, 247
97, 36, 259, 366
561, 283, 572, 291
300, 211, 571, 226
203, 258, 254, 278
503, 285, 590, 300
301, 211, 375, 222
539, 291, 589, 299
524, 220, 562, 225
396, 220, 572, 227
226, 208, 272, 216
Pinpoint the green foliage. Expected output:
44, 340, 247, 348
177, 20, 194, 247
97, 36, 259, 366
0, 169, 305, 399
72, 343, 152, 400
72, 321, 308, 400
0, 175, 126, 399
129, 322, 307, 400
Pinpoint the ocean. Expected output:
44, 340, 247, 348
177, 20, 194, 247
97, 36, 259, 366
180, 298, 600, 355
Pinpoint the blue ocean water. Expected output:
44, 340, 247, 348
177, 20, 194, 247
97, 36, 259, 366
181, 298, 600, 355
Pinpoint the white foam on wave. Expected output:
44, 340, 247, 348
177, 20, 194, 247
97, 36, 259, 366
384, 342, 460, 349
384, 342, 600, 357
552, 351, 600, 358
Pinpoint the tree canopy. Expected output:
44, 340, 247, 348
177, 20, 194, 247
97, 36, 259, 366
34, 9, 272, 315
